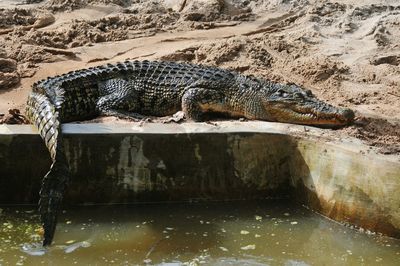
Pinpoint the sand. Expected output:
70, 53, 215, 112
0, 0, 399, 154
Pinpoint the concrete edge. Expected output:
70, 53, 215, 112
1, 122, 397, 162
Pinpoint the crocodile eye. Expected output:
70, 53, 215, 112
305, 89, 313, 97
294, 92, 304, 99
277, 89, 288, 97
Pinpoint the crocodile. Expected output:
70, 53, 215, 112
25, 60, 354, 246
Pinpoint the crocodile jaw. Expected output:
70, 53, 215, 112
268, 104, 355, 127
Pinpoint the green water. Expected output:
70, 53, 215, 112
0, 201, 399, 265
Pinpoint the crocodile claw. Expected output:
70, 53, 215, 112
162, 111, 185, 123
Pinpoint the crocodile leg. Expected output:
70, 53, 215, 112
182, 88, 236, 121
96, 79, 145, 120
26, 92, 70, 246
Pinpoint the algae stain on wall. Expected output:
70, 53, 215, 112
194, 143, 202, 162
227, 134, 292, 190
64, 139, 83, 173
115, 136, 151, 192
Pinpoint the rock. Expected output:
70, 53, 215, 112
18, 62, 37, 78
183, 0, 225, 21
0, 109, 29, 124
0, 72, 20, 90
0, 59, 20, 90
0, 58, 17, 72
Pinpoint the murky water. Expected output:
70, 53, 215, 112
0, 201, 399, 265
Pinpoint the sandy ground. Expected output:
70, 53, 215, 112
0, 0, 399, 154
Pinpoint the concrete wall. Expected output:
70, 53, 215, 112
0, 122, 399, 238
0, 123, 295, 204
291, 140, 400, 238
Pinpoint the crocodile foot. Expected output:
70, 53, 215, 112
162, 111, 185, 123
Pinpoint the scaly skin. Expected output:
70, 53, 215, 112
25, 60, 354, 246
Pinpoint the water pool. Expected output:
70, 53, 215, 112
0, 201, 399, 265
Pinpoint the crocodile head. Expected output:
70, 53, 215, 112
261, 83, 354, 127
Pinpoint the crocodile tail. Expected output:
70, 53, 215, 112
26, 91, 69, 246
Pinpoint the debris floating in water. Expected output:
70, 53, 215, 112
240, 230, 250, 235
241, 244, 256, 250
255, 215, 262, 221
64, 241, 91, 254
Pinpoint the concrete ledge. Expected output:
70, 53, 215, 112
0, 122, 399, 238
